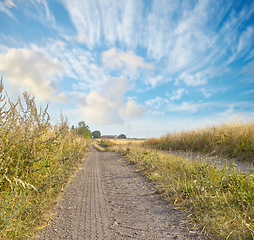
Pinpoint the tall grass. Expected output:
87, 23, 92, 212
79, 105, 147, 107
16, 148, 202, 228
110, 142, 254, 239
0, 77, 89, 239
145, 122, 254, 162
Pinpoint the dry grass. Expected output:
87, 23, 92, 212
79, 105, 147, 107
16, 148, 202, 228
145, 122, 254, 162
110, 138, 146, 145
0, 78, 90, 239
109, 141, 254, 239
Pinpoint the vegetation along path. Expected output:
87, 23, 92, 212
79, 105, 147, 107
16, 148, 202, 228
35, 146, 205, 239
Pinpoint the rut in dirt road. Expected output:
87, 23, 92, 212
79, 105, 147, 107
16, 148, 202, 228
35, 146, 205, 240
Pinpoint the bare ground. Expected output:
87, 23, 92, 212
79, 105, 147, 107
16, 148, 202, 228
34, 146, 206, 240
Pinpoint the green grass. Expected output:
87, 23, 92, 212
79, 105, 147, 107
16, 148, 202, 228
0, 78, 90, 239
145, 122, 254, 162
110, 141, 254, 239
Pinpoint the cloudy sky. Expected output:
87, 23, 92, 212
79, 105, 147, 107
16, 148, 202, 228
0, 0, 254, 138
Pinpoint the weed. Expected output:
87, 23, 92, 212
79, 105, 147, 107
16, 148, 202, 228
0, 77, 89, 239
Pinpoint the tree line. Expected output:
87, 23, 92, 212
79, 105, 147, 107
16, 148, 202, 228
72, 121, 126, 139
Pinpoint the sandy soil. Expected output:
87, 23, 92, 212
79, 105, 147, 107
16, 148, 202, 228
34, 146, 206, 239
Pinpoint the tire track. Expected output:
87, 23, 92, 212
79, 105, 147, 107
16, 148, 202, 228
34, 146, 110, 240
34, 146, 206, 240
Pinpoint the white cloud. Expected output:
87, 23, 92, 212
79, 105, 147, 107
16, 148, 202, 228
78, 90, 123, 124
77, 76, 147, 124
145, 75, 172, 89
146, 97, 166, 109
170, 88, 186, 101
0, 48, 67, 102
199, 88, 212, 98
177, 72, 207, 86
168, 102, 201, 113
102, 48, 154, 74
119, 100, 147, 118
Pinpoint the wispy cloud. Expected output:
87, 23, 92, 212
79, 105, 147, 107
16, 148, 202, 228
170, 88, 186, 101
4, 0, 16, 8
60, 0, 254, 75
199, 88, 212, 98
243, 61, 254, 78
61, 0, 145, 49
22, 0, 55, 24
145, 75, 172, 89
0, 0, 16, 20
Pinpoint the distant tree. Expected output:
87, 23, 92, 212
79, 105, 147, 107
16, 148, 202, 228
92, 130, 101, 138
77, 121, 92, 138
117, 134, 126, 139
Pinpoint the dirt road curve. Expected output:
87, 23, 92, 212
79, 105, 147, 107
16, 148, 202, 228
35, 146, 205, 240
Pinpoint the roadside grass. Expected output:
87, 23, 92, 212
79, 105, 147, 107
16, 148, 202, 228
0, 79, 90, 239
110, 138, 147, 145
110, 141, 254, 239
93, 140, 107, 152
93, 139, 115, 152
93, 138, 145, 152
145, 122, 254, 163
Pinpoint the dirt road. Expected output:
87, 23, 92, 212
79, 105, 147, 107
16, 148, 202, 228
35, 146, 205, 239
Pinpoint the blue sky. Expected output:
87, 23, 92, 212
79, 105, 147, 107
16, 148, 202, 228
0, 0, 254, 138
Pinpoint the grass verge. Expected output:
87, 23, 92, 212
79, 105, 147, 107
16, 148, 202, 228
110, 141, 254, 239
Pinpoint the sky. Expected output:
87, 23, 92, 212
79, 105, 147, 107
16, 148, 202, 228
0, 0, 254, 138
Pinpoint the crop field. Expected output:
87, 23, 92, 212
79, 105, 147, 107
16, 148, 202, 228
0, 80, 90, 239
107, 132, 254, 239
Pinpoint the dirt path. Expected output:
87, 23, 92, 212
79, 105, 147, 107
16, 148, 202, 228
35, 146, 205, 240
168, 150, 254, 174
